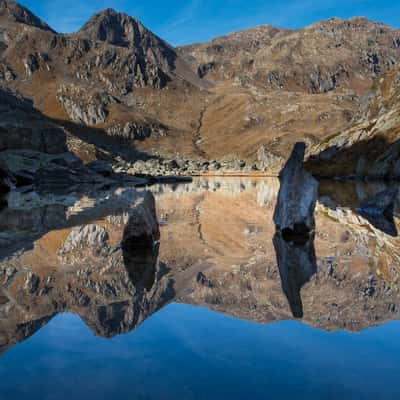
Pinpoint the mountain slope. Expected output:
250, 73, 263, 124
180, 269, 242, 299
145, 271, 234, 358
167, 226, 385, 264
0, 2, 208, 163
0, 1, 399, 172
179, 17, 400, 94
0, 0, 55, 32
306, 65, 400, 179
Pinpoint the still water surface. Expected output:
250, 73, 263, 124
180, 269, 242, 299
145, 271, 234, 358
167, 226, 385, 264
0, 178, 399, 399
1, 309, 400, 400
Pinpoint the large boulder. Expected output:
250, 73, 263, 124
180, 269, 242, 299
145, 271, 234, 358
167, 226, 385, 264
273, 143, 318, 318
273, 142, 319, 235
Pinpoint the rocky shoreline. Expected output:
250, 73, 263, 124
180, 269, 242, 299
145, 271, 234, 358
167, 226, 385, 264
108, 154, 400, 182
4, 148, 400, 206
112, 156, 268, 176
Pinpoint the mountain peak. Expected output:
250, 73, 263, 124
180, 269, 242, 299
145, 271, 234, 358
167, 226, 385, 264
75, 8, 179, 76
0, 0, 55, 32
78, 8, 145, 48
91, 8, 132, 20
99, 8, 118, 15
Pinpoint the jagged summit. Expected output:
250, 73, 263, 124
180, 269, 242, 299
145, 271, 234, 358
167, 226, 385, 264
0, 0, 55, 32
78, 8, 167, 48
76, 7, 177, 71
78, 7, 140, 46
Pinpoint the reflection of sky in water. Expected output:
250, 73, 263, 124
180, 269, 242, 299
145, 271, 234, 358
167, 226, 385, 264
1, 304, 400, 400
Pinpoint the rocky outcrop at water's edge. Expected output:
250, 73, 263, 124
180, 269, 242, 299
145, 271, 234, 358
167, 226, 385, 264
274, 143, 319, 234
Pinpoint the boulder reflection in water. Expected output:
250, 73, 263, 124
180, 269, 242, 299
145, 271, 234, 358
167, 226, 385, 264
273, 231, 317, 318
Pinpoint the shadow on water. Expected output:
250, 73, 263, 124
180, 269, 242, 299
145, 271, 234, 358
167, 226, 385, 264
273, 231, 317, 319
319, 180, 399, 237
359, 209, 398, 237
357, 187, 399, 237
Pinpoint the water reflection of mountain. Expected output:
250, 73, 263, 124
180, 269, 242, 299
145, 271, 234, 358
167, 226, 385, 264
148, 177, 280, 207
1, 178, 400, 356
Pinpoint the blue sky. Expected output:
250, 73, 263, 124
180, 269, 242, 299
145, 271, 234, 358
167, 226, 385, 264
18, 0, 400, 46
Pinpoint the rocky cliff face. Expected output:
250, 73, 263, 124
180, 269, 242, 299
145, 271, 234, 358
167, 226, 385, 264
56, 85, 114, 125
307, 65, 400, 179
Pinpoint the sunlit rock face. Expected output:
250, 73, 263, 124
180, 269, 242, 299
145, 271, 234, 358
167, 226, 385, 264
0, 178, 400, 355
179, 18, 400, 94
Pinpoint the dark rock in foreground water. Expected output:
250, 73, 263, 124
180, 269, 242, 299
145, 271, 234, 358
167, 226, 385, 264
273, 142, 318, 235
122, 192, 160, 290
273, 231, 317, 318
273, 142, 319, 317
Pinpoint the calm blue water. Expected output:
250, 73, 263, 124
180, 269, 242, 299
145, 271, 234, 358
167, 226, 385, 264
0, 303, 399, 400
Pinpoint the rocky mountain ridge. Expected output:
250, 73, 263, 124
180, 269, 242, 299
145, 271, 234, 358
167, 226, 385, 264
179, 17, 400, 93
0, 0, 400, 176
